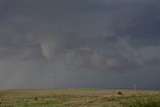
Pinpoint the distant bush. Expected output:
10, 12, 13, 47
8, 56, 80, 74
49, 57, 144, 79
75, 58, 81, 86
34, 97, 38, 101
118, 91, 123, 95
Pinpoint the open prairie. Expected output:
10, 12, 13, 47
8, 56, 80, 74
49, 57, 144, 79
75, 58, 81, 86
0, 89, 160, 107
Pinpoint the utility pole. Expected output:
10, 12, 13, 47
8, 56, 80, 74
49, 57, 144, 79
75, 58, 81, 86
50, 72, 53, 99
134, 84, 136, 91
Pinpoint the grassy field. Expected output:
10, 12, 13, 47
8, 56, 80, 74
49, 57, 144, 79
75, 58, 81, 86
0, 89, 160, 107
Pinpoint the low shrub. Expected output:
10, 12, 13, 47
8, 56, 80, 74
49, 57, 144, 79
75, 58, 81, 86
118, 91, 123, 95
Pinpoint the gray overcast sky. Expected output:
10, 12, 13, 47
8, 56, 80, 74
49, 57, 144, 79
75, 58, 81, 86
0, 0, 160, 89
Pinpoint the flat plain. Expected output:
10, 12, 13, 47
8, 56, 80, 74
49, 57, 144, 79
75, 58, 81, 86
0, 89, 160, 107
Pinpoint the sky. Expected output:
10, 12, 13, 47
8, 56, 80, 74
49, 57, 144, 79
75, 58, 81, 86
0, 0, 160, 89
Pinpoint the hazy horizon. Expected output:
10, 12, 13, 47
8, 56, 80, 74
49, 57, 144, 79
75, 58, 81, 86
0, 0, 160, 90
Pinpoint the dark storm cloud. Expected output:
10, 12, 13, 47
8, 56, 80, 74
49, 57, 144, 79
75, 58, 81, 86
0, 0, 160, 89
0, 0, 160, 67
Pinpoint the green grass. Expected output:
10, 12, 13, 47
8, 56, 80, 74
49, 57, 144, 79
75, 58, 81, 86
121, 95, 160, 107
0, 89, 159, 107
